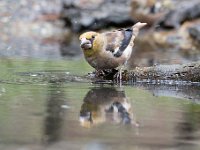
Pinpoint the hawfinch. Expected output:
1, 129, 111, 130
79, 22, 147, 79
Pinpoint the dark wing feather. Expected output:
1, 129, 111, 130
114, 28, 132, 57
103, 28, 133, 57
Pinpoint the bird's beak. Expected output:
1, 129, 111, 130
80, 38, 92, 50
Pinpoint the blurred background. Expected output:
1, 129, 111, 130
0, 0, 200, 67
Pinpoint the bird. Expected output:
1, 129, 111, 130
79, 22, 147, 81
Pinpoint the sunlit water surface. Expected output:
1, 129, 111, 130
0, 58, 200, 150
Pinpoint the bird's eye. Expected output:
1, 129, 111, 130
92, 35, 95, 39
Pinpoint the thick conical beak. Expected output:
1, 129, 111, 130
80, 38, 92, 50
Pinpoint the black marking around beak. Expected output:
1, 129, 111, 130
80, 39, 90, 46
80, 38, 92, 49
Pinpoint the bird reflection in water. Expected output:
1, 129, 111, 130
79, 87, 138, 128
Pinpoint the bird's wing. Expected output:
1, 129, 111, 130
103, 28, 133, 58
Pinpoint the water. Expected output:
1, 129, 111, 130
0, 58, 200, 150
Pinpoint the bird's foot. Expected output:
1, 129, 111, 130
94, 69, 118, 80
94, 70, 105, 78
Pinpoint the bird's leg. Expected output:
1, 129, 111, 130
117, 62, 128, 85
115, 67, 123, 86
119, 68, 122, 86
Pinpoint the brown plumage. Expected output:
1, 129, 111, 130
79, 22, 147, 75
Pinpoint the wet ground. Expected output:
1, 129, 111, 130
0, 58, 200, 150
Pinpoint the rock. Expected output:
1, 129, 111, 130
159, 0, 200, 29
0, 0, 75, 58
189, 24, 200, 43
127, 0, 200, 67
61, 0, 134, 32
60, 35, 82, 57
128, 19, 200, 68
130, 0, 169, 26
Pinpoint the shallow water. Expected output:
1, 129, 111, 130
0, 58, 200, 150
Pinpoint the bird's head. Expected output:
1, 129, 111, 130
79, 31, 103, 57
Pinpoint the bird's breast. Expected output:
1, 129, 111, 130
85, 46, 132, 69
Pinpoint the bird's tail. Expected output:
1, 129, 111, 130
132, 22, 147, 36
128, 22, 147, 47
